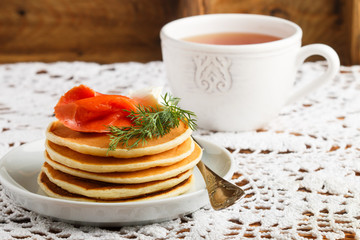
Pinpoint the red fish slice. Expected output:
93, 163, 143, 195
54, 85, 138, 132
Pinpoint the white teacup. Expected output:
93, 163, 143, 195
160, 14, 340, 131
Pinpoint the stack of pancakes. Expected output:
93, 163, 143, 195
38, 121, 202, 202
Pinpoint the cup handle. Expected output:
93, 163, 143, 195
286, 44, 340, 105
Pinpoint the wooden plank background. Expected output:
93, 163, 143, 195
0, 0, 358, 65
0, 0, 180, 63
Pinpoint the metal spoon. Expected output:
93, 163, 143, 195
193, 137, 245, 210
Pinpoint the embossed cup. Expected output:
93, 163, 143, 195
160, 14, 340, 131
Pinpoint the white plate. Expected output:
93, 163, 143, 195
0, 137, 234, 226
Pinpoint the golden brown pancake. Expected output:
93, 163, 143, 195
44, 143, 202, 183
46, 121, 192, 158
41, 162, 193, 200
45, 138, 195, 173
38, 171, 194, 202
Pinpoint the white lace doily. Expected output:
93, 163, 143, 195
0, 61, 359, 239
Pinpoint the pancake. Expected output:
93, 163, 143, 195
45, 137, 195, 173
45, 121, 192, 158
38, 171, 194, 202
44, 143, 202, 183
41, 162, 193, 199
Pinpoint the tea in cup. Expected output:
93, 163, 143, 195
160, 14, 340, 131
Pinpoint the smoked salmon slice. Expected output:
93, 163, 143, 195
54, 85, 138, 132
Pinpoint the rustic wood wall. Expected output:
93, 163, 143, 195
0, 0, 358, 65
0, 0, 181, 63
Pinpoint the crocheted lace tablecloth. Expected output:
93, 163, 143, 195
0, 61, 359, 240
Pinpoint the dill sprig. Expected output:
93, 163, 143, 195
107, 93, 197, 150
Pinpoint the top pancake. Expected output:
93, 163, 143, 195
45, 121, 192, 158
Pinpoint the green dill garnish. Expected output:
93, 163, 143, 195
107, 93, 197, 151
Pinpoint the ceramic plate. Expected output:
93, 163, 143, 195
0, 137, 234, 226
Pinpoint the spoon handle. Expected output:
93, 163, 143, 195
193, 138, 245, 210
